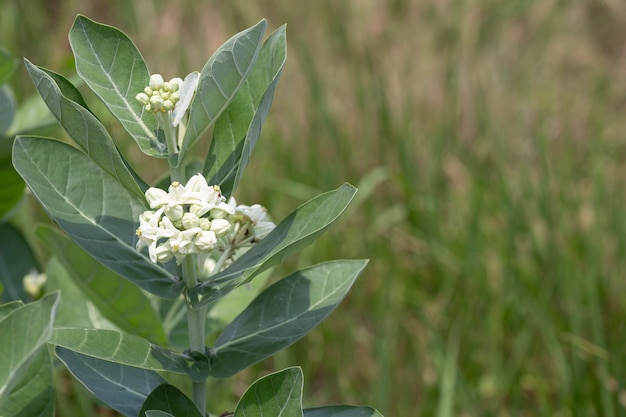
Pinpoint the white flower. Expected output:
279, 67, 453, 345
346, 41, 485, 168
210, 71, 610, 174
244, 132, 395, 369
23, 269, 47, 298
136, 208, 169, 263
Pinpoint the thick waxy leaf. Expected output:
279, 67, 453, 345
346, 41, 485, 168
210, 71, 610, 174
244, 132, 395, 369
189, 183, 357, 308
0, 223, 38, 303
0, 292, 59, 405
205, 25, 287, 197
209, 260, 368, 378
146, 411, 175, 417
35, 224, 167, 344
44, 256, 97, 328
0, 348, 55, 417
304, 406, 384, 417
0, 300, 22, 321
139, 384, 203, 417
69, 15, 165, 157
12, 136, 183, 299
234, 367, 304, 417
50, 327, 192, 375
0, 85, 15, 136
56, 347, 167, 417
25, 60, 144, 199
175, 19, 267, 166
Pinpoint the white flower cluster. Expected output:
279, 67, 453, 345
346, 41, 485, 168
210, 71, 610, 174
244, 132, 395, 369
135, 74, 182, 113
136, 174, 275, 267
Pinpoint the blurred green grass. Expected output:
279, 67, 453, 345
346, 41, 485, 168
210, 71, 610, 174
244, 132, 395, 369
4, 0, 626, 415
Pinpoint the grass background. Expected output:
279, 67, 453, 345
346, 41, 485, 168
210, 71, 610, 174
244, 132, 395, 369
3, 0, 626, 415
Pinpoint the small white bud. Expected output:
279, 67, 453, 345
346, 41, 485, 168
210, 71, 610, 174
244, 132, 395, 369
136, 92, 150, 105
149, 74, 164, 90
181, 212, 200, 229
194, 230, 217, 251
210, 218, 231, 236
150, 95, 165, 111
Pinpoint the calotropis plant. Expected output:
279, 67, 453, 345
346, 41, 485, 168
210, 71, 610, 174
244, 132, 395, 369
0, 15, 382, 417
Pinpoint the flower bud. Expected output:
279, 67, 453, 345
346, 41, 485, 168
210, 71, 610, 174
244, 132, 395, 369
210, 218, 231, 236
136, 92, 150, 105
165, 204, 184, 222
145, 187, 169, 208
194, 230, 217, 251
149, 95, 164, 111
149, 74, 164, 90
181, 212, 200, 229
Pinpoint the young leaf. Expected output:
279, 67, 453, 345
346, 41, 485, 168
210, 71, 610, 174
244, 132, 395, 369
234, 367, 304, 417
189, 183, 357, 308
204, 24, 287, 197
69, 15, 165, 157
304, 406, 384, 417
209, 260, 368, 378
175, 19, 268, 166
50, 327, 192, 375
12, 136, 183, 299
24, 60, 145, 199
56, 347, 167, 417
0, 347, 55, 417
0, 292, 59, 404
139, 384, 203, 417
35, 224, 167, 344
0, 223, 39, 303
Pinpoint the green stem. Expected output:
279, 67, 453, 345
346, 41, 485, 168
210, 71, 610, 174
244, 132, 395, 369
182, 255, 208, 415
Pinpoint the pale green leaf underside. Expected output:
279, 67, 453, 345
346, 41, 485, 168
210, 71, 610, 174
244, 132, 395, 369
205, 24, 287, 197
56, 347, 166, 417
50, 327, 191, 375
209, 260, 368, 378
176, 19, 268, 165
0, 347, 55, 417
24, 59, 144, 199
0, 292, 59, 402
12, 136, 182, 299
69, 15, 165, 157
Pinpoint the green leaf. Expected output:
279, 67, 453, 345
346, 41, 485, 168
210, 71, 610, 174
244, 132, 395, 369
139, 384, 203, 417
24, 60, 144, 199
40, 68, 90, 111
0, 46, 17, 85
0, 223, 38, 303
146, 411, 175, 417
56, 347, 167, 417
234, 367, 304, 417
0, 348, 55, 417
189, 183, 358, 308
204, 25, 286, 197
0, 154, 25, 222
44, 256, 96, 328
0, 85, 15, 136
0, 292, 59, 409
50, 327, 192, 375
0, 300, 22, 321
12, 136, 183, 299
303, 406, 384, 417
209, 260, 368, 378
35, 224, 167, 344
69, 15, 165, 157
176, 19, 268, 166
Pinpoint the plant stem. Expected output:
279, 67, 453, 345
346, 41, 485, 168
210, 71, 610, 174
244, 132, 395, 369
182, 255, 208, 415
